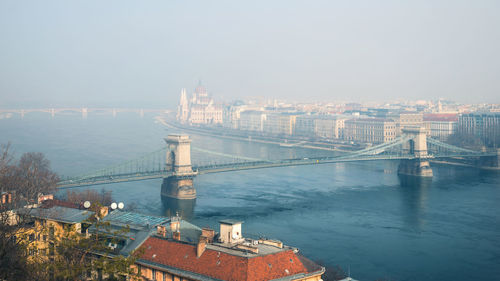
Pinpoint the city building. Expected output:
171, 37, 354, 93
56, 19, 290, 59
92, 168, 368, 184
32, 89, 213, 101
344, 118, 397, 144
134, 219, 325, 281
389, 112, 423, 136
176, 83, 223, 125
264, 113, 297, 136
458, 112, 500, 147
423, 113, 457, 141
238, 110, 267, 132
17, 202, 95, 262
294, 115, 316, 137
314, 117, 345, 140
295, 115, 346, 140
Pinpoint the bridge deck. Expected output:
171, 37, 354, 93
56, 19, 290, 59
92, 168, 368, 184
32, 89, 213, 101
57, 152, 496, 188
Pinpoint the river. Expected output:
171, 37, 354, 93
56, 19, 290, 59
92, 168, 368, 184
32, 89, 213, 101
1, 112, 499, 281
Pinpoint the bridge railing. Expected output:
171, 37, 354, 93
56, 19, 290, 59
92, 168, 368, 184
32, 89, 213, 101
58, 135, 496, 188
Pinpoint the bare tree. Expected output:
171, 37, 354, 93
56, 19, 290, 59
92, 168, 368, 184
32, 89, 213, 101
0, 144, 38, 280
1, 145, 139, 280
0, 143, 15, 192
65, 188, 113, 207
13, 152, 59, 202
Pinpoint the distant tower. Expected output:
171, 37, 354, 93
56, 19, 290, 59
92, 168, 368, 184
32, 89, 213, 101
177, 88, 189, 123
195, 80, 208, 97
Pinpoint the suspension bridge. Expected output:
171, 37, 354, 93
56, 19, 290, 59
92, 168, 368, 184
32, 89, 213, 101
57, 127, 498, 194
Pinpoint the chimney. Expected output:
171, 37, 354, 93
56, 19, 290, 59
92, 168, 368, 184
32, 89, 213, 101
173, 231, 181, 241
99, 207, 109, 218
197, 236, 207, 258
170, 214, 180, 232
170, 220, 180, 232
219, 219, 243, 244
157, 225, 167, 237
37, 193, 53, 204
201, 228, 215, 243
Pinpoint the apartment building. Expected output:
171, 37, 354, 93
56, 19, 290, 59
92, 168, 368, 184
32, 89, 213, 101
344, 118, 397, 144
389, 112, 423, 136
238, 110, 266, 132
264, 113, 297, 136
423, 113, 457, 141
458, 112, 500, 147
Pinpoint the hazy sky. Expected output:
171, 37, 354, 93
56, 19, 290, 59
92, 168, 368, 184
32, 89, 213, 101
1, 0, 499, 108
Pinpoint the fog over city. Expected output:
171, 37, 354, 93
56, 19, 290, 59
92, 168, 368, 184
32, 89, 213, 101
1, 0, 499, 108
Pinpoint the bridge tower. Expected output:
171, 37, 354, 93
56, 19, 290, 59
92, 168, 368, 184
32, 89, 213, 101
161, 134, 198, 200
398, 126, 433, 177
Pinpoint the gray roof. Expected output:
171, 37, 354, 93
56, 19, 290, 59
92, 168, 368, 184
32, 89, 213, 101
101, 210, 169, 230
24, 206, 93, 224
161, 220, 202, 244
89, 210, 170, 256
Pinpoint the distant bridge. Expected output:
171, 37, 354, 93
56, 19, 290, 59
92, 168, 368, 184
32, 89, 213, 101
57, 128, 498, 191
0, 108, 169, 118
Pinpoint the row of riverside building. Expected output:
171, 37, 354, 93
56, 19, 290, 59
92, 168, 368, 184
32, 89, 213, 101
176, 86, 500, 146
7, 193, 325, 281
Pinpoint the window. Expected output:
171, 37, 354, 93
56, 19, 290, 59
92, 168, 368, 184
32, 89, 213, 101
49, 243, 54, 256
49, 226, 55, 240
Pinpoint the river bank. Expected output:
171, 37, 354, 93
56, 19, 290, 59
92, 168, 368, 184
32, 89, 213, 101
155, 115, 354, 153
430, 159, 500, 171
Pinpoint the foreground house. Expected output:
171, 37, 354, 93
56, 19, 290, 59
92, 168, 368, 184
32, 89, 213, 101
16, 198, 324, 281
134, 219, 325, 281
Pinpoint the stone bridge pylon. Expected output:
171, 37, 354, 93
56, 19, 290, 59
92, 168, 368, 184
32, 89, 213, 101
398, 126, 433, 177
161, 134, 198, 200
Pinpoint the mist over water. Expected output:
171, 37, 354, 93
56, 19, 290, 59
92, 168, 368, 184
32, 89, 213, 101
1, 113, 499, 281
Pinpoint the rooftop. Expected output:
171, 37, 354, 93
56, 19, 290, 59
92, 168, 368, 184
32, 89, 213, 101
136, 237, 324, 281
346, 118, 395, 123
88, 210, 171, 256
102, 210, 169, 230
423, 113, 458, 122
24, 206, 93, 224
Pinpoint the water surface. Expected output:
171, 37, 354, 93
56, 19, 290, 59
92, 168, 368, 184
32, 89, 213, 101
1, 113, 499, 281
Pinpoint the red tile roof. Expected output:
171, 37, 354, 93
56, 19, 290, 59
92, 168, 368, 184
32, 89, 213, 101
423, 113, 458, 122
137, 237, 321, 281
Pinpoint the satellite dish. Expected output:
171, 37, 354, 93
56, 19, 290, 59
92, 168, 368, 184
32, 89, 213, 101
83, 201, 91, 209
110, 202, 117, 210
232, 233, 238, 239
118, 202, 124, 209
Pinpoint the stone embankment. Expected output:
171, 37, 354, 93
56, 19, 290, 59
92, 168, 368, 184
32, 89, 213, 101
155, 115, 355, 153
